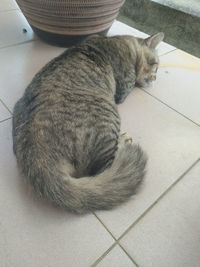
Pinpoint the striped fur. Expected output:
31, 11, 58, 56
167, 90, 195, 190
12, 33, 163, 213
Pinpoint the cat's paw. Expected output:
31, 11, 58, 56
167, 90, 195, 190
114, 94, 127, 105
120, 132, 133, 144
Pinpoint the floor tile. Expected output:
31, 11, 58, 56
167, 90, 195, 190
0, 0, 19, 12
144, 49, 200, 125
109, 21, 176, 56
0, 41, 65, 112
0, 101, 11, 122
120, 160, 200, 267
96, 245, 136, 267
95, 89, 200, 238
0, 119, 114, 267
0, 10, 35, 49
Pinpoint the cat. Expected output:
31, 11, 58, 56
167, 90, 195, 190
12, 32, 164, 213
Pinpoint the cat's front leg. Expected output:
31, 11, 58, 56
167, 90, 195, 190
115, 92, 128, 104
115, 81, 136, 104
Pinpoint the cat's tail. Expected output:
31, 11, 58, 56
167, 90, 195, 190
33, 138, 147, 213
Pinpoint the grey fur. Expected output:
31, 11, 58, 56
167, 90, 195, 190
12, 33, 163, 213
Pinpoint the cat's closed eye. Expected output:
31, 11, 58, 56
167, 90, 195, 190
148, 61, 158, 66
147, 56, 158, 66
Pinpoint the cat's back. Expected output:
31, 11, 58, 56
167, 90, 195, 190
26, 44, 114, 107
13, 42, 119, 175
13, 44, 115, 125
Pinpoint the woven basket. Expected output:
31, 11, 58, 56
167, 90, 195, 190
16, 0, 125, 46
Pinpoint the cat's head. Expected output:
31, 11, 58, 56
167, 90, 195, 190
136, 32, 164, 87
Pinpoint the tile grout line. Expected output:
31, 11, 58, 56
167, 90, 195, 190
91, 213, 119, 266
0, 117, 12, 124
93, 212, 117, 240
90, 243, 117, 267
159, 48, 177, 57
92, 213, 140, 266
118, 243, 140, 267
117, 158, 200, 243
0, 99, 12, 113
0, 38, 38, 51
0, 99, 12, 114
91, 242, 140, 267
140, 88, 200, 127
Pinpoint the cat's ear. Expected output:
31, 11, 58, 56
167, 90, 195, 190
144, 32, 164, 49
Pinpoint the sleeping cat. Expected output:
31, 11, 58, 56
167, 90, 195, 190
12, 32, 164, 213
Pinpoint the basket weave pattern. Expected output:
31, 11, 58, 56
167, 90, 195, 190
16, 0, 125, 35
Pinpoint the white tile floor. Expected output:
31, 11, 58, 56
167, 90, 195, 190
0, 2, 200, 267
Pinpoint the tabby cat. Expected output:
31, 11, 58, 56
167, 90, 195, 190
12, 32, 164, 213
